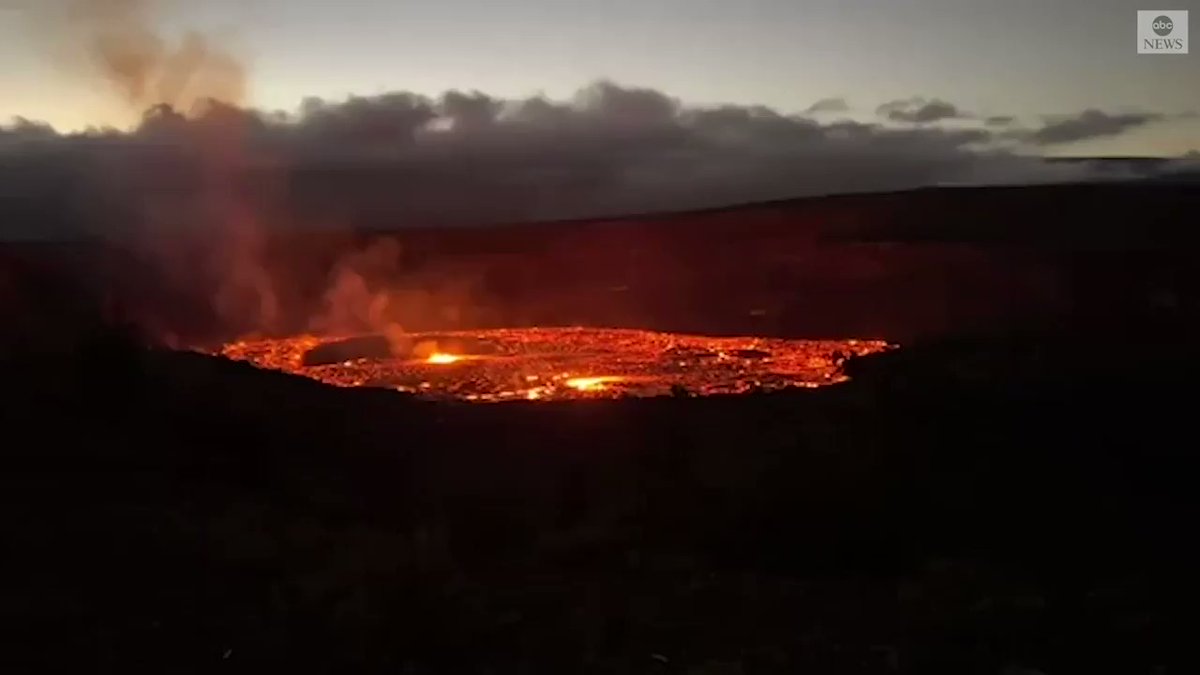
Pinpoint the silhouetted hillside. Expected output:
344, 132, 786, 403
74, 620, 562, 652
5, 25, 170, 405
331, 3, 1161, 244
5, 182, 1198, 345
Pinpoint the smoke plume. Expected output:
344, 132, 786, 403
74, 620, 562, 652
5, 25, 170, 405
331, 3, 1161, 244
18, 0, 267, 332
33, 0, 245, 113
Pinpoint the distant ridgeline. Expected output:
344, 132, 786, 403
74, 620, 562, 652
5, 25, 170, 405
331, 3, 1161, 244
1043, 156, 1200, 182
0, 147, 1198, 241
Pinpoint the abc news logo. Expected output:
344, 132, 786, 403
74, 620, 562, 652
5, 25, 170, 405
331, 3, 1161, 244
1148, 15, 1183, 48
1138, 10, 1188, 54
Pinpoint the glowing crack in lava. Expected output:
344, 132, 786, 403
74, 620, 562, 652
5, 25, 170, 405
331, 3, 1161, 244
564, 376, 625, 392
219, 327, 893, 402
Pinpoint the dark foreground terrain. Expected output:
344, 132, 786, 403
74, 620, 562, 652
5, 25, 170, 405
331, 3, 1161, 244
2, 315, 1197, 673
2, 182, 1198, 672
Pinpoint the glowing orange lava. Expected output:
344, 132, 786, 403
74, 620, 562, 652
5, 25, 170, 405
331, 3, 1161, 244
218, 327, 893, 402
564, 376, 624, 392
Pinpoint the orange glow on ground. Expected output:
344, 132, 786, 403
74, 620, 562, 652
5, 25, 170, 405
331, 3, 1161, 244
426, 352, 462, 365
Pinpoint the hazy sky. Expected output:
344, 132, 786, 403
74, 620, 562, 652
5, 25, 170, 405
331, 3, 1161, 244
2, 0, 1198, 154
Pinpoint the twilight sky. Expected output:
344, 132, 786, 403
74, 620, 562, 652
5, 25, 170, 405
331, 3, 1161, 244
2, 0, 1197, 155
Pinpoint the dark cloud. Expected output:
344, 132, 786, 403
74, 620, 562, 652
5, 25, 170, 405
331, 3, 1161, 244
877, 97, 965, 124
439, 90, 503, 133
1028, 109, 1164, 145
293, 92, 435, 155
575, 80, 679, 128
0, 117, 59, 149
0, 82, 1168, 242
804, 97, 850, 114
985, 115, 1017, 126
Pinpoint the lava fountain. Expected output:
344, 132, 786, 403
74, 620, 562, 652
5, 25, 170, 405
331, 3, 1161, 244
219, 327, 893, 402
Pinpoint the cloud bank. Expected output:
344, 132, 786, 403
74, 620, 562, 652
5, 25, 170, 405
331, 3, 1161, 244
5, 81, 1162, 243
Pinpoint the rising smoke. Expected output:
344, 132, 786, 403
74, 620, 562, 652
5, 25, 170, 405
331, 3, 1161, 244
30, 0, 245, 113
14, 0, 275, 334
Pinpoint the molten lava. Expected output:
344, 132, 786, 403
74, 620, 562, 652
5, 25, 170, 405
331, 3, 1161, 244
219, 327, 892, 402
564, 376, 624, 392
